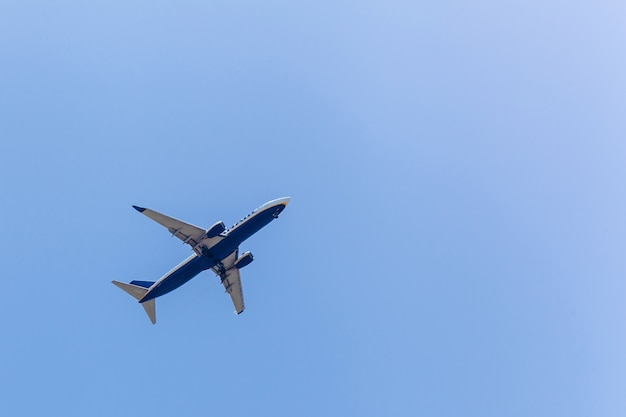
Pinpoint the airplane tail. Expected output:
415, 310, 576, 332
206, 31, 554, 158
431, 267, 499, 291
112, 280, 157, 324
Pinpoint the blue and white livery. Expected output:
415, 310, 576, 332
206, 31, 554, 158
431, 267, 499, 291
113, 197, 290, 324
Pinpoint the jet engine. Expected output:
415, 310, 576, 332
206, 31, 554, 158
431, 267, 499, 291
234, 251, 254, 269
205, 221, 226, 238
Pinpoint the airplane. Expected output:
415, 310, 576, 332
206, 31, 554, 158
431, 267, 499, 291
112, 197, 290, 324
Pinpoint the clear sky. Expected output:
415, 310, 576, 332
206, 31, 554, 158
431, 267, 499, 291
1, 1, 625, 416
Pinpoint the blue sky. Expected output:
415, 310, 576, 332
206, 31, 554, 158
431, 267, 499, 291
1, 1, 625, 416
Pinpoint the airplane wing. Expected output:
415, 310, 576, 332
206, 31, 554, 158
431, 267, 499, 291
212, 250, 245, 314
133, 205, 223, 250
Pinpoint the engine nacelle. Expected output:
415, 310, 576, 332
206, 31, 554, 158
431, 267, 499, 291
234, 251, 254, 270
205, 221, 226, 238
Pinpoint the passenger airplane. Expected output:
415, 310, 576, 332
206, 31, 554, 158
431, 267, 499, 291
112, 197, 290, 324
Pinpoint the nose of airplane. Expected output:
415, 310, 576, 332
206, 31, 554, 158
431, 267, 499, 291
271, 197, 291, 218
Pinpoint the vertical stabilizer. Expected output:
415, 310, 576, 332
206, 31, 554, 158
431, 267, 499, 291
112, 280, 157, 324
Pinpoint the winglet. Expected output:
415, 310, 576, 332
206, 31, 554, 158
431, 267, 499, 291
133, 205, 146, 213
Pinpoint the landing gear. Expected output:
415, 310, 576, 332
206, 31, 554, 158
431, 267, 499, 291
215, 262, 226, 278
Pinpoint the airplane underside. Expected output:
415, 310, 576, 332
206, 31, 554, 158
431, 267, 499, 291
112, 197, 290, 324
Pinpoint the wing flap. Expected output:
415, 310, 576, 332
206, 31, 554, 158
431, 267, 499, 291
133, 206, 224, 251
222, 268, 245, 314
212, 250, 245, 314
134, 206, 206, 246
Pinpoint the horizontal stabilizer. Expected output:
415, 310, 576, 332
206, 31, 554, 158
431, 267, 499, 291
112, 280, 157, 324
130, 280, 155, 288
112, 280, 148, 300
142, 299, 156, 324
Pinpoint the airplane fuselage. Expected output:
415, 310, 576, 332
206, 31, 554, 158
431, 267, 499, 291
139, 198, 288, 302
